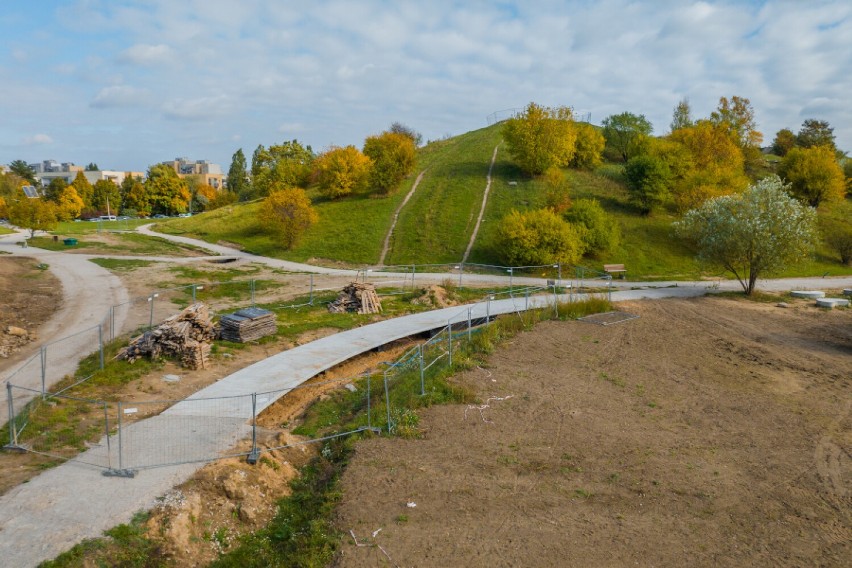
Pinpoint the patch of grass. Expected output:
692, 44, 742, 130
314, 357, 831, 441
0, 225, 14, 235
90, 258, 155, 271
38, 511, 164, 568
53, 219, 153, 234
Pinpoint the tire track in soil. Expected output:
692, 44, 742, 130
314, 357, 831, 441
461, 144, 500, 264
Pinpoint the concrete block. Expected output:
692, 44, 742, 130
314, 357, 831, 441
790, 290, 825, 299
815, 298, 849, 309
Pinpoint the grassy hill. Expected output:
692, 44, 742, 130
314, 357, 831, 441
157, 125, 852, 279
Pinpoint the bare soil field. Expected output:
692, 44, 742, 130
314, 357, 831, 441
335, 297, 851, 567
0, 256, 61, 360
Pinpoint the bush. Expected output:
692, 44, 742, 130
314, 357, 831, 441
570, 123, 605, 170
363, 132, 416, 195
624, 155, 672, 214
259, 186, 318, 249
493, 208, 586, 266
779, 146, 846, 207
312, 146, 372, 199
563, 198, 620, 256
502, 102, 577, 175
820, 217, 852, 265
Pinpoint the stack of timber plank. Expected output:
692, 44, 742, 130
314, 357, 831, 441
327, 282, 383, 314
118, 303, 215, 369
218, 307, 277, 343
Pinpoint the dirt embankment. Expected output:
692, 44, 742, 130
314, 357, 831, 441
0, 256, 62, 360
334, 297, 851, 567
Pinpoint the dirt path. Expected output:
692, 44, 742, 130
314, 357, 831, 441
335, 296, 851, 567
0, 231, 130, 424
378, 169, 427, 266
461, 144, 499, 263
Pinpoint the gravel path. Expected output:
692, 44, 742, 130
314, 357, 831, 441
0, 231, 130, 424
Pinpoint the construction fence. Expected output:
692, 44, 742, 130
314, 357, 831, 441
3, 288, 579, 476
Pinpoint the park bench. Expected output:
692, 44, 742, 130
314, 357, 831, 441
603, 263, 626, 278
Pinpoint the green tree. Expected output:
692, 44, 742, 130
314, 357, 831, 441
251, 140, 315, 198
771, 128, 796, 157
85, 162, 99, 171
674, 176, 817, 295
624, 155, 672, 214
120, 174, 150, 216
779, 146, 846, 206
227, 148, 250, 198
502, 102, 577, 175
91, 179, 120, 214
312, 146, 372, 199
670, 98, 693, 132
363, 131, 417, 195
259, 185, 318, 249
145, 164, 190, 215
570, 123, 605, 170
43, 177, 68, 203
8, 160, 36, 184
9, 197, 58, 237
602, 112, 653, 162
563, 198, 620, 256
493, 208, 586, 266
796, 119, 837, 152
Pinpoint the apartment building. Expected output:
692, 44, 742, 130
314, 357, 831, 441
162, 157, 224, 189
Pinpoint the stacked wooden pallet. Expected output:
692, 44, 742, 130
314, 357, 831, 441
118, 303, 215, 369
219, 307, 277, 342
327, 282, 383, 314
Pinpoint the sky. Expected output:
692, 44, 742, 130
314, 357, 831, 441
1, 0, 850, 173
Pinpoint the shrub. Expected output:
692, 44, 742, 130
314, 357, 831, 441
570, 123, 605, 170
779, 146, 846, 206
502, 102, 577, 175
820, 217, 852, 265
493, 208, 586, 266
363, 131, 416, 195
624, 155, 672, 214
259, 186, 318, 249
563, 198, 620, 256
312, 146, 372, 199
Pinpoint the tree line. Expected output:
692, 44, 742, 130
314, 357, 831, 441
495, 98, 850, 293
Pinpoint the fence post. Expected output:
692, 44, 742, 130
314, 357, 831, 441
383, 369, 392, 433
468, 308, 472, 341
109, 305, 115, 342
525, 290, 529, 311
6, 382, 17, 447
486, 296, 491, 324
117, 401, 124, 471
40, 346, 47, 399
103, 402, 111, 470
250, 279, 256, 307
458, 262, 464, 287
608, 276, 613, 302
447, 325, 453, 367
553, 282, 559, 318
309, 274, 314, 305
419, 344, 425, 395
98, 324, 105, 370
366, 373, 372, 431
247, 393, 259, 464
148, 293, 158, 329
411, 265, 416, 290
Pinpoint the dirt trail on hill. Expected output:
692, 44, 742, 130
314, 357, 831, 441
461, 143, 500, 263
335, 296, 851, 567
379, 169, 427, 266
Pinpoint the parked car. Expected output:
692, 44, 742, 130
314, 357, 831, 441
152, 214, 168, 219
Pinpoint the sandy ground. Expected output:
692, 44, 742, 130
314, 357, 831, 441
334, 296, 851, 567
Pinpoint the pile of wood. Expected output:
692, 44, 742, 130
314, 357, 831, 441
118, 303, 215, 369
328, 282, 383, 314
218, 307, 277, 343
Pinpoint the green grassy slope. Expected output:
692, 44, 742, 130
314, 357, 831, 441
155, 125, 852, 279
385, 124, 503, 264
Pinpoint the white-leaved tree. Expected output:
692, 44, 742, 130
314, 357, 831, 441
673, 175, 817, 295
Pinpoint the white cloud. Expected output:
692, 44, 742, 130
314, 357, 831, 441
90, 85, 151, 108
22, 133, 53, 145
162, 95, 232, 121
277, 122, 304, 133
118, 43, 175, 66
